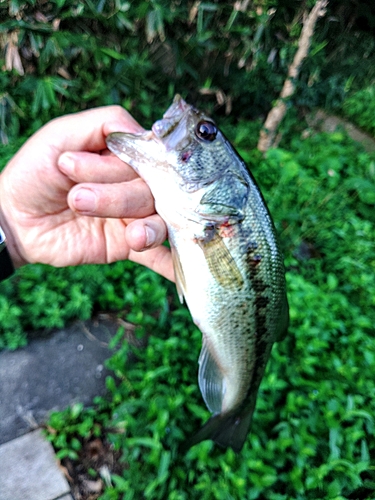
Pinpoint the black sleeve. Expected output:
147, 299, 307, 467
0, 227, 15, 281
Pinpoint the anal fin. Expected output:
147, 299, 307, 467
198, 340, 225, 415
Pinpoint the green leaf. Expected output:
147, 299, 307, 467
100, 48, 125, 60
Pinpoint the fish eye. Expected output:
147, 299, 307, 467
195, 120, 217, 142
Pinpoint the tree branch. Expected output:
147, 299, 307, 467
257, 0, 329, 152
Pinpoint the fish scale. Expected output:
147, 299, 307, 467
106, 95, 288, 452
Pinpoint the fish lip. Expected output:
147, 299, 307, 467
151, 95, 193, 142
164, 94, 190, 118
106, 130, 154, 151
152, 116, 191, 152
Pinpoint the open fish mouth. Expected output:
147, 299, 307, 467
164, 94, 191, 118
151, 95, 198, 151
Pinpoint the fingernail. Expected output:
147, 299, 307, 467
144, 225, 156, 248
73, 188, 97, 213
58, 153, 75, 174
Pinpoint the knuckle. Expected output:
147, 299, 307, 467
108, 105, 130, 120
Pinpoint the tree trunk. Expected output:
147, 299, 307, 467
257, 0, 329, 153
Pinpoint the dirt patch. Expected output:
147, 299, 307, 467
307, 110, 375, 153
59, 437, 124, 500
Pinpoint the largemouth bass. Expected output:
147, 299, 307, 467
106, 95, 288, 452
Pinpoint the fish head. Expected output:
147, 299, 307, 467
106, 95, 233, 192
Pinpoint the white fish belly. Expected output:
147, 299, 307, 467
173, 232, 257, 413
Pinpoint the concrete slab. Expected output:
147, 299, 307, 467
0, 429, 70, 500
0, 317, 118, 444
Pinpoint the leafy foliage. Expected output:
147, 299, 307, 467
1, 1, 375, 497
0, 256, 171, 350
1, 0, 375, 142
43, 124, 375, 499
343, 87, 375, 136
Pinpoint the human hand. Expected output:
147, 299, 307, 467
0, 106, 174, 281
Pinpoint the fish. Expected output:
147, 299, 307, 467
106, 95, 288, 452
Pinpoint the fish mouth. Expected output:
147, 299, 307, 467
152, 95, 195, 151
164, 94, 191, 118
152, 95, 190, 138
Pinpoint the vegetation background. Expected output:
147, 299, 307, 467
1, 0, 375, 498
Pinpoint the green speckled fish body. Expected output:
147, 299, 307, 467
106, 95, 288, 452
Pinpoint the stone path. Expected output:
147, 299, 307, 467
0, 430, 73, 500
0, 317, 118, 500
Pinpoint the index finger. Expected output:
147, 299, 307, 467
58, 150, 139, 184
35, 105, 144, 153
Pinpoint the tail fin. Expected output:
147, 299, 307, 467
183, 408, 253, 453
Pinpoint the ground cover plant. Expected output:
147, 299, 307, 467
42, 124, 375, 499
343, 87, 375, 136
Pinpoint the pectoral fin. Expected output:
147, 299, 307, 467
198, 234, 244, 289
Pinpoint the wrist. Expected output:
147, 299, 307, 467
0, 209, 26, 269
0, 225, 15, 281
